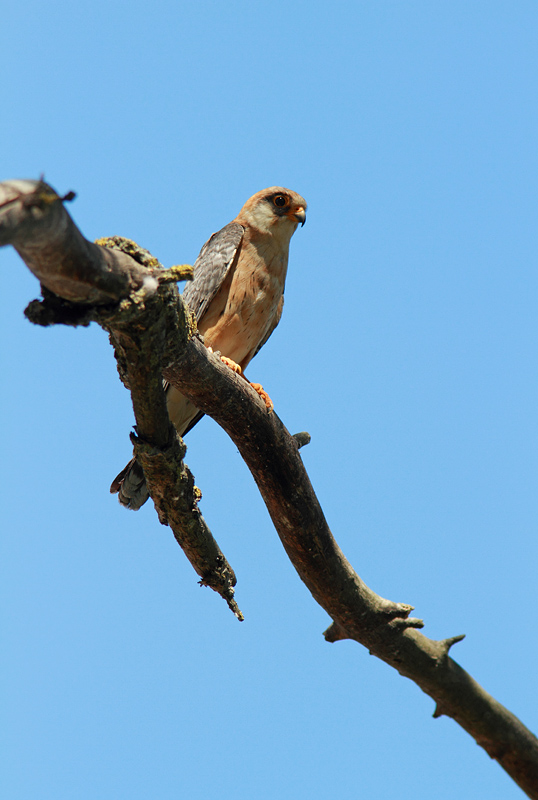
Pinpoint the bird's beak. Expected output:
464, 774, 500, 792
290, 206, 306, 227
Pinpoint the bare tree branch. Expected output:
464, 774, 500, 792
0, 178, 242, 619
99, 282, 243, 620
3, 178, 538, 797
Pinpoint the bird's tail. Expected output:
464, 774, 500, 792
111, 388, 204, 511
110, 458, 150, 510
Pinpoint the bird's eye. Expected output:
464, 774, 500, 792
273, 195, 288, 207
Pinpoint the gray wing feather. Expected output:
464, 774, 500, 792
162, 222, 244, 430
182, 221, 244, 322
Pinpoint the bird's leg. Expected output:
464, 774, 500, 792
220, 358, 274, 409
247, 382, 274, 411
207, 349, 273, 410
219, 355, 243, 374
207, 347, 242, 372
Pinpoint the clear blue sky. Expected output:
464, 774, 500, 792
2, 2, 537, 798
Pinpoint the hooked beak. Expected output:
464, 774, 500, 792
290, 205, 306, 227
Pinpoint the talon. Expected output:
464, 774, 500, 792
250, 382, 274, 411
220, 355, 243, 374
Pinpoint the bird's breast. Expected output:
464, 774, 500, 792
198, 241, 288, 369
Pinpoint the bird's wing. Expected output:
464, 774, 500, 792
162, 222, 244, 425
182, 221, 244, 322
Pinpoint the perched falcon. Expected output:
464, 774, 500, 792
111, 186, 307, 509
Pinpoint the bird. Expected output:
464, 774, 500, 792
111, 186, 307, 509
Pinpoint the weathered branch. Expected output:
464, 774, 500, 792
167, 314, 538, 800
3, 178, 538, 797
0, 178, 242, 618
98, 283, 242, 619
0, 179, 154, 304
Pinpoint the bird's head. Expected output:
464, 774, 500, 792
236, 187, 307, 242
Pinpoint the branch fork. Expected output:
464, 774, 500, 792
2, 178, 538, 798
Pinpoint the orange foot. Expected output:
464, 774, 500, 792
219, 355, 243, 374
209, 349, 273, 411
249, 382, 274, 411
